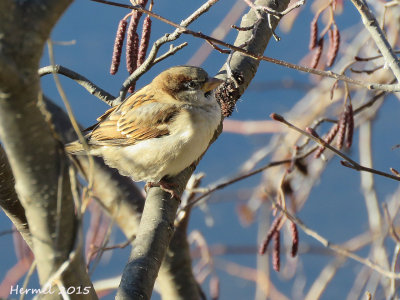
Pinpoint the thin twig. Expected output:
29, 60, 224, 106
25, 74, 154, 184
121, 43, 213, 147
91, 0, 400, 93
20, 260, 36, 300
280, 0, 305, 16
110, 0, 220, 104
383, 203, 400, 243
242, 0, 262, 19
232, 24, 254, 31
355, 50, 400, 62
180, 148, 316, 211
0, 229, 15, 237
206, 40, 231, 54
350, 65, 383, 75
272, 201, 400, 279
255, 0, 305, 18
350, 0, 400, 82
390, 244, 400, 298
46, 41, 95, 190
90, 235, 136, 256
152, 42, 188, 64
353, 80, 393, 114
270, 113, 400, 182
38, 65, 116, 105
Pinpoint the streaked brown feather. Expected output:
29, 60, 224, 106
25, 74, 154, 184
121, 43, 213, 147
87, 85, 180, 146
97, 106, 118, 122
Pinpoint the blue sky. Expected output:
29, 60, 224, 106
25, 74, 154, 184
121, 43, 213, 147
2, 1, 400, 299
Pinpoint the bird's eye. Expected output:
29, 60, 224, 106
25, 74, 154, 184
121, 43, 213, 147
185, 81, 197, 89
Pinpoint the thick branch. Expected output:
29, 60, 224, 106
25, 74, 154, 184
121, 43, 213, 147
0, 145, 31, 248
45, 96, 201, 299
0, 1, 96, 298
218, 0, 291, 91
157, 207, 202, 300
115, 173, 187, 299
350, 0, 400, 83
115, 0, 290, 299
43, 98, 145, 234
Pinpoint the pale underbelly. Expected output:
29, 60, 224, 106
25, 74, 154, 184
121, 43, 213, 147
95, 128, 213, 182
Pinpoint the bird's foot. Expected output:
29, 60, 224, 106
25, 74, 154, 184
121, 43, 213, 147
160, 180, 180, 200
144, 182, 155, 193
145, 180, 180, 201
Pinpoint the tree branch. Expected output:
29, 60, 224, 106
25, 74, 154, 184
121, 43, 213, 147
92, 0, 400, 93
116, 174, 186, 299
350, 0, 400, 83
113, 0, 220, 105
270, 113, 400, 182
272, 201, 400, 280
0, 145, 32, 249
39, 65, 116, 105
0, 1, 96, 298
114, 0, 291, 299
45, 96, 203, 299
42, 97, 145, 235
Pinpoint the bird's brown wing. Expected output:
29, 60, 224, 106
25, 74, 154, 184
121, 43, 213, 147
88, 87, 179, 146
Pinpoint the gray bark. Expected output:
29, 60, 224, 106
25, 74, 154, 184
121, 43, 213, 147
0, 1, 96, 298
116, 0, 290, 299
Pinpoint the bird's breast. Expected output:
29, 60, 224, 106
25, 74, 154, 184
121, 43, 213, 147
171, 102, 221, 139
98, 101, 221, 182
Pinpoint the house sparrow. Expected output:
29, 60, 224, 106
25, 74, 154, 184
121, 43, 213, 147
65, 66, 223, 197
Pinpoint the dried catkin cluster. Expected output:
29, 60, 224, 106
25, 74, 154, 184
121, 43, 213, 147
259, 215, 299, 273
110, 19, 128, 75
326, 24, 340, 67
314, 102, 354, 158
214, 72, 244, 118
272, 231, 281, 272
109, 0, 152, 93
336, 107, 347, 149
259, 215, 282, 255
310, 38, 324, 69
335, 103, 354, 150
314, 123, 339, 158
137, 15, 152, 67
308, 13, 319, 50
308, 3, 341, 69
126, 28, 140, 74
344, 103, 354, 148
290, 221, 299, 257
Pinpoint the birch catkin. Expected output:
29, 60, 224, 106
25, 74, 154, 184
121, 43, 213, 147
110, 19, 128, 75
326, 25, 340, 67
137, 15, 152, 67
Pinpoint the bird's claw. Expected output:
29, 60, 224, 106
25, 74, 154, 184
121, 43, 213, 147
145, 181, 180, 201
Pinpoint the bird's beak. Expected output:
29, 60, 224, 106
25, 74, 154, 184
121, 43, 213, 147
202, 77, 224, 92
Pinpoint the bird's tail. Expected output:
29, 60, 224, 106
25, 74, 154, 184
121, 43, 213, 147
64, 140, 86, 155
